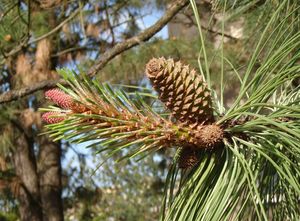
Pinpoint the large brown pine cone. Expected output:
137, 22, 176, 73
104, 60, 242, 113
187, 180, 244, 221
146, 57, 214, 125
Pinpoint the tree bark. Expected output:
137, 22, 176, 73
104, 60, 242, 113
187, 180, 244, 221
13, 132, 43, 221
38, 137, 64, 221
35, 10, 64, 220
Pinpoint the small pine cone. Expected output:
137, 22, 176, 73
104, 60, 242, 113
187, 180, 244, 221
192, 124, 224, 149
146, 57, 214, 125
178, 147, 199, 169
42, 112, 65, 124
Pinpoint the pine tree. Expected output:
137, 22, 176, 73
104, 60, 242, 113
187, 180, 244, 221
41, 1, 300, 220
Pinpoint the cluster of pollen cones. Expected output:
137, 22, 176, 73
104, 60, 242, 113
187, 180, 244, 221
43, 57, 223, 169
42, 88, 87, 123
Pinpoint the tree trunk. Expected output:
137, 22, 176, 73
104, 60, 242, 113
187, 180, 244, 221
33, 7, 64, 220
7, 2, 64, 220
38, 137, 64, 221
13, 132, 43, 221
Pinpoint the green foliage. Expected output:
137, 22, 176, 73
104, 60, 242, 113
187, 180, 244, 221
31, 11, 53, 37
0, 0, 28, 53
41, 70, 167, 160
1, 0, 298, 219
160, 0, 300, 220
41, 0, 300, 218
0, 212, 18, 221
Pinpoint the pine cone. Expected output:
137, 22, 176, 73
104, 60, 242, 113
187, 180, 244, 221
146, 57, 214, 125
178, 147, 199, 169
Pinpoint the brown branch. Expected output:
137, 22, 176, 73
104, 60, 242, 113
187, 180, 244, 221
104, 0, 115, 44
87, 0, 189, 77
0, 0, 189, 104
51, 14, 151, 58
181, 13, 239, 41
0, 79, 65, 104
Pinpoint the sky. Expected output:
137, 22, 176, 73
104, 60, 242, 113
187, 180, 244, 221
139, 9, 168, 39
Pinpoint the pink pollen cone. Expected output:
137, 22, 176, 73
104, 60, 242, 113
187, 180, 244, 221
42, 112, 65, 124
45, 88, 73, 109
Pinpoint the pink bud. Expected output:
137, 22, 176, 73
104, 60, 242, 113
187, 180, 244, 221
45, 88, 73, 109
42, 112, 65, 124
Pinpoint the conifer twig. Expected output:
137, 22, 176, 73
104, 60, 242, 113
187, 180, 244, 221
41, 70, 224, 160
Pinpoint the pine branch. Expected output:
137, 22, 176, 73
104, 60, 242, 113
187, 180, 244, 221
161, 1, 300, 219
40, 69, 223, 162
